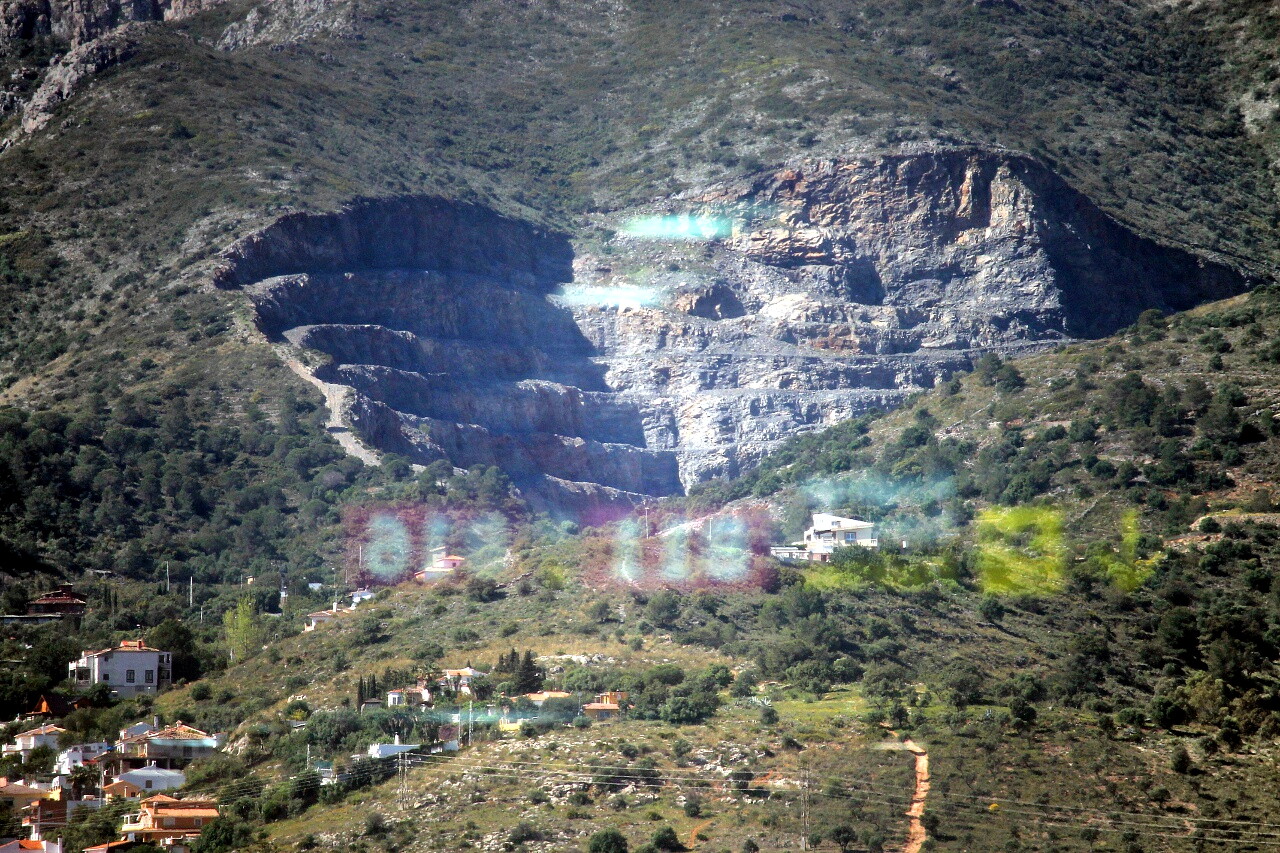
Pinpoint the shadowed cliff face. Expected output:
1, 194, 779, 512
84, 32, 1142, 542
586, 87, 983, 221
216, 197, 681, 510
216, 153, 1250, 510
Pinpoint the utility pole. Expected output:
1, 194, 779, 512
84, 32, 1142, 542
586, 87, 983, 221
165, 563, 170, 594
188, 575, 193, 608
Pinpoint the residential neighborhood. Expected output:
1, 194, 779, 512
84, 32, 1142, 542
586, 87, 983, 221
2, 628, 639, 852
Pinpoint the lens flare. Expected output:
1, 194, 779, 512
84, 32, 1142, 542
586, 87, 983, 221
553, 283, 663, 309
975, 505, 1067, 596
613, 518, 643, 583
365, 511, 413, 579
622, 214, 733, 241
705, 515, 750, 582
661, 521, 691, 581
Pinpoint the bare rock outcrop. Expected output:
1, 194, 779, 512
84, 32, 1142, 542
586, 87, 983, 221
213, 151, 1251, 510
20, 20, 139, 131
1, 0, 353, 134
0, 0, 221, 47
216, 0, 356, 50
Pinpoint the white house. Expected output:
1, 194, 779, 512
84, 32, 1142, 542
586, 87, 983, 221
367, 734, 418, 759
437, 667, 485, 696
2, 724, 65, 762
68, 640, 172, 697
115, 766, 185, 795
54, 742, 112, 775
350, 589, 376, 608
386, 683, 431, 708
429, 546, 464, 570
772, 513, 878, 563
416, 548, 464, 582
304, 607, 343, 631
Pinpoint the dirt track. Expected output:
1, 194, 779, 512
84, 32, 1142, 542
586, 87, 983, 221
900, 737, 931, 853
880, 726, 931, 853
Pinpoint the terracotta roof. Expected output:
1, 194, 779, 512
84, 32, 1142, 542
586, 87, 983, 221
583, 702, 620, 711
82, 640, 165, 657
30, 590, 86, 604
154, 806, 219, 817
14, 723, 65, 738
0, 778, 46, 795
118, 722, 212, 745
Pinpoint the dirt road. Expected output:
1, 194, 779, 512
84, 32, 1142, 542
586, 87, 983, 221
879, 726, 931, 853
900, 736, 930, 853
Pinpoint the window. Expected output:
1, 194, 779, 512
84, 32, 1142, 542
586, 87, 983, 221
183, 746, 192, 757
126, 669, 136, 683
144, 670, 154, 684
102, 673, 109, 681
844, 533, 855, 543
145, 780, 153, 789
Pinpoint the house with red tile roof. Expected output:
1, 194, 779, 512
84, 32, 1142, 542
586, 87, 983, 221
27, 585, 86, 617
1, 725, 65, 762
101, 723, 222, 780
117, 794, 219, 847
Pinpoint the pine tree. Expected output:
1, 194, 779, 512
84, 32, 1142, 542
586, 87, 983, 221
515, 650, 544, 693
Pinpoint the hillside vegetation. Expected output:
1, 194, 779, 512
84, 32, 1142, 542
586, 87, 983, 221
2, 1, 1280, 851
10, 287, 1280, 852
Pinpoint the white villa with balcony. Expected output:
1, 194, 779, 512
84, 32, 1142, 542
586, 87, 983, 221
771, 513, 878, 563
2, 724, 65, 762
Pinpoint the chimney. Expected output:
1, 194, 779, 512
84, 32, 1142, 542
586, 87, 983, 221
393, 733, 400, 746
152, 716, 159, 727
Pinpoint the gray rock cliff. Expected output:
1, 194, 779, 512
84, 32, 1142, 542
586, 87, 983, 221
214, 151, 1250, 509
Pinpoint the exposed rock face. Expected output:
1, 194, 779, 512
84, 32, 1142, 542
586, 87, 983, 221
0, 0, 220, 47
706, 152, 1245, 341
1, 0, 352, 132
216, 0, 356, 51
20, 21, 141, 132
217, 197, 681, 509
216, 151, 1250, 509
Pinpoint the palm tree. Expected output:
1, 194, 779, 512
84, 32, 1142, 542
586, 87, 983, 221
69, 763, 100, 798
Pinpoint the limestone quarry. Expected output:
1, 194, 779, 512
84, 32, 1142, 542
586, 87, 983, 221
215, 149, 1249, 510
